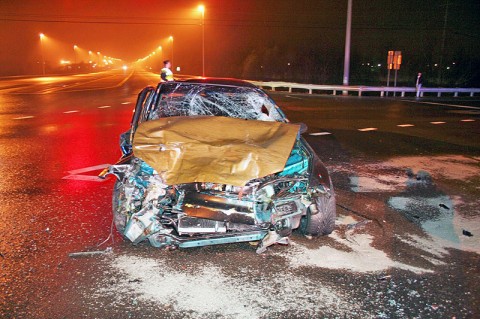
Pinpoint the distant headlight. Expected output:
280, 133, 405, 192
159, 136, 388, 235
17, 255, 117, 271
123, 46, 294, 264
122, 65, 128, 71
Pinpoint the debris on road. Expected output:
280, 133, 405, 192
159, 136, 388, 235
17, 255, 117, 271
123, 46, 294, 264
346, 220, 370, 230
377, 275, 392, 281
439, 203, 450, 210
68, 247, 113, 258
462, 230, 473, 237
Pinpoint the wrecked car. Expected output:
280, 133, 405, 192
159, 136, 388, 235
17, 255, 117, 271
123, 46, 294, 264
100, 78, 335, 253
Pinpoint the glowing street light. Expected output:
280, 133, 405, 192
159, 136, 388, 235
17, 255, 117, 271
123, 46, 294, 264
39, 33, 45, 75
73, 45, 78, 64
198, 4, 205, 76
169, 36, 174, 67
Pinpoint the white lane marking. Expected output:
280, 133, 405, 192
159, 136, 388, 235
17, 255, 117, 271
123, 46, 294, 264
358, 127, 377, 132
63, 110, 79, 114
409, 100, 480, 110
461, 119, 475, 122
397, 124, 414, 127
62, 164, 111, 182
309, 132, 332, 136
430, 121, 446, 125
286, 95, 303, 100
121, 101, 132, 105
13, 116, 35, 120
98, 105, 111, 109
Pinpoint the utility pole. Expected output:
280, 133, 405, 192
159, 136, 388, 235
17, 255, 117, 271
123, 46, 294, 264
438, 0, 449, 86
342, 0, 352, 95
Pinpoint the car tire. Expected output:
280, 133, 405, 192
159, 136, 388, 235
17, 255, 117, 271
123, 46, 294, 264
112, 180, 128, 234
300, 194, 336, 236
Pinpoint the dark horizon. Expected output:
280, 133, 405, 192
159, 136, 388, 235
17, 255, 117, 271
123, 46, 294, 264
1, 0, 479, 86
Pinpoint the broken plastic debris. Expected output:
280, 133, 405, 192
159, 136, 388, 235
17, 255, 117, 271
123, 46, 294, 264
68, 247, 113, 258
462, 230, 473, 237
347, 220, 370, 230
256, 229, 290, 254
377, 275, 392, 281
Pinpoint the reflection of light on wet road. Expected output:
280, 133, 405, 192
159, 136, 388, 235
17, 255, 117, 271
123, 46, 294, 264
461, 119, 475, 122
63, 110, 79, 114
388, 195, 458, 243
39, 125, 60, 134
397, 124, 414, 127
430, 121, 446, 125
98, 105, 111, 109
342, 155, 480, 252
357, 127, 377, 132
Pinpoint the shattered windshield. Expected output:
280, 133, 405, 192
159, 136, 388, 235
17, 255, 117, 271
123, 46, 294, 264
147, 82, 285, 122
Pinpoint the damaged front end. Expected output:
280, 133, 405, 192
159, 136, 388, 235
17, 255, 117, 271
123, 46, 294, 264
105, 139, 332, 253
102, 80, 335, 253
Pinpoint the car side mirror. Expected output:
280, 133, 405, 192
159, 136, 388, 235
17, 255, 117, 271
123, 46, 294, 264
297, 122, 308, 134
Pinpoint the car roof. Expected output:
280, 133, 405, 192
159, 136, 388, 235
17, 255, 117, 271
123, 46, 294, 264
179, 77, 259, 89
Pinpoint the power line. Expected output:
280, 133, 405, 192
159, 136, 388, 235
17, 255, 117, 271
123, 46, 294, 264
2, 16, 459, 32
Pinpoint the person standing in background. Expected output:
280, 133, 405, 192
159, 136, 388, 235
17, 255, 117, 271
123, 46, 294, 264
416, 72, 423, 98
160, 60, 174, 82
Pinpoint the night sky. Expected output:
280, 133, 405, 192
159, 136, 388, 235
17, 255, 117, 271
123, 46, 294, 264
1, 0, 479, 85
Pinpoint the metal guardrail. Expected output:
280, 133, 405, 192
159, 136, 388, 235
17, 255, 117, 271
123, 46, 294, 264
249, 81, 480, 97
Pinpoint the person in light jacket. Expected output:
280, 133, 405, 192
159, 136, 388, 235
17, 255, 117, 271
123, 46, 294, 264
160, 60, 174, 82
415, 72, 423, 98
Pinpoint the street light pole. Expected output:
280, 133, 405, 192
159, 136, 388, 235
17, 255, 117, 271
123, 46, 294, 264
342, 0, 352, 95
39, 33, 45, 75
169, 36, 174, 67
198, 5, 205, 77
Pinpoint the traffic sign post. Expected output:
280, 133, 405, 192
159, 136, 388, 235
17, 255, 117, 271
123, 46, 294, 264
386, 51, 402, 96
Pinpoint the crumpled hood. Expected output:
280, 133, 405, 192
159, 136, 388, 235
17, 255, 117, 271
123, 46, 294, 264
132, 116, 299, 186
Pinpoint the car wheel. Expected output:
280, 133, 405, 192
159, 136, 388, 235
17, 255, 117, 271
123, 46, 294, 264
112, 180, 128, 233
300, 194, 336, 236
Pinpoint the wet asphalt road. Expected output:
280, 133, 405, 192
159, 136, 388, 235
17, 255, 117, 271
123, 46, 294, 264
0, 69, 479, 318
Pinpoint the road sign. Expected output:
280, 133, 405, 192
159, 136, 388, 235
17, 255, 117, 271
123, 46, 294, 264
387, 51, 402, 70
387, 51, 402, 96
